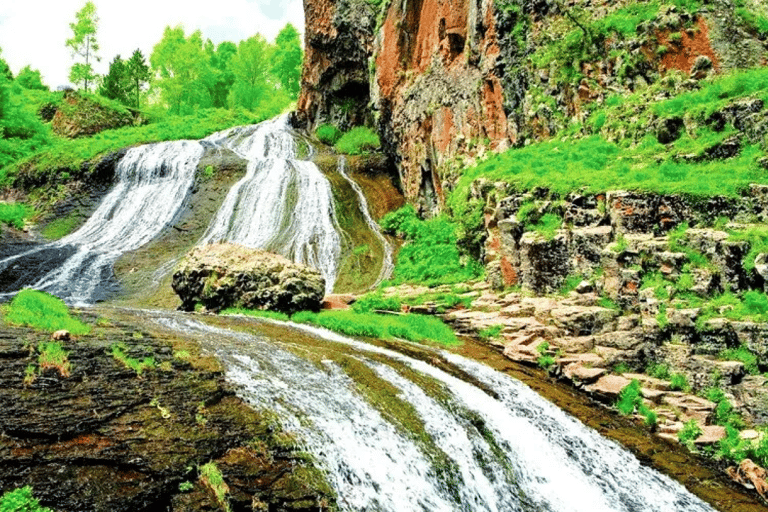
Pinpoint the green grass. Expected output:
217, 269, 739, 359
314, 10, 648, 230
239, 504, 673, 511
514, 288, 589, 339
199, 462, 230, 512
4, 108, 261, 189
334, 127, 381, 155
351, 292, 402, 313
110, 343, 155, 376
678, 419, 703, 444
292, 310, 460, 346
315, 124, 342, 145
38, 341, 71, 377
220, 308, 290, 321
646, 362, 671, 380
1, 289, 91, 334
0, 486, 53, 512
669, 372, 690, 392
41, 212, 81, 240
380, 205, 482, 286
0, 202, 32, 229
720, 345, 760, 375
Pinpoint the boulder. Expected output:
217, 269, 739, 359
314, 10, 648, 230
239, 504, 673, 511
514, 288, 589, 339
172, 243, 325, 314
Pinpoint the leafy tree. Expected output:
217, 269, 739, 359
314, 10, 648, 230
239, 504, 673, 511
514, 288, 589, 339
0, 49, 12, 82
272, 23, 302, 99
125, 49, 150, 108
15, 66, 48, 91
99, 55, 129, 104
150, 26, 213, 114
207, 40, 237, 108
228, 35, 273, 111
66, 1, 100, 92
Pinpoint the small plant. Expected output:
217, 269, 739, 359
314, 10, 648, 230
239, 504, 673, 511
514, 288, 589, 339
0, 202, 33, 230
199, 462, 230, 512
23, 364, 36, 386
334, 126, 381, 155
611, 233, 628, 253
720, 345, 760, 375
598, 296, 619, 311
478, 324, 503, 340
613, 362, 630, 374
678, 419, 703, 444
669, 373, 690, 392
201, 164, 214, 180
646, 362, 671, 380
536, 342, 556, 370
315, 123, 342, 145
616, 379, 642, 415
111, 343, 155, 376
179, 481, 194, 493
656, 304, 669, 329
0, 486, 53, 512
38, 341, 71, 377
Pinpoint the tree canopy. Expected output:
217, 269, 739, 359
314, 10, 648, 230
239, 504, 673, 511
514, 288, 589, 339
15, 66, 48, 91
273, 24, 303, 99
66, 1, 100, 92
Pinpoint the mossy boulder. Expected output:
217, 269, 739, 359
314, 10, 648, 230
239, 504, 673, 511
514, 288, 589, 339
172, 243, 326, 314
51, 91, 134, 138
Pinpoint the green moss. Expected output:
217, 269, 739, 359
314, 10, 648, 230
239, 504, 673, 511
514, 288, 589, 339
41, 211, 82, 240
334, 127, 381, 155
111, 342, 156, 376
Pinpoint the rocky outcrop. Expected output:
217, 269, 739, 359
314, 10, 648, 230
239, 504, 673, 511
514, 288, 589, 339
0, 318, 334, 511
51, 91, 135, 138
298, 0, 768, 213
172, 243, 326, 314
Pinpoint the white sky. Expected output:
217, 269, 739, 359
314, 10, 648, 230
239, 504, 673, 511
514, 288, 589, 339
0, 0, 304, 88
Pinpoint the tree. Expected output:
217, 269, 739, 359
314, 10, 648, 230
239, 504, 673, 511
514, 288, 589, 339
207, 41, 237, 108
99, 55, 129, 104
151, 26, 213, 113
15, 66, 48, 91
272, 24, 303, 99
0, 49, 12, 82
125, 49, 150, 108
228, 35, 273, 111
66, 1, 100, 92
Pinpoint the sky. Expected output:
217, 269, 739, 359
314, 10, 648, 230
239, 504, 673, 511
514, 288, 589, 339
0, 0, 305, 88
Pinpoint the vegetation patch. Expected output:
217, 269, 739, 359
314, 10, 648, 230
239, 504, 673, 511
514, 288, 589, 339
110, 343, 156, 376
334, 127, 381, 155
292, 310, 460, 347
380, 205, 482, 286
0, 486, 52, 512
315, 124, 342, 145
0, 202, 32, 229
1, 289, 91, 334
199, 462, 231, 511
37, 341, 71, 377
41, 211, 82, 240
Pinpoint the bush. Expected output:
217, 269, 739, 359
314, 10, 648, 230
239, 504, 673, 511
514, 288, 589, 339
334, 127, 381, 155
2, 289, 91, 334
0, 202, 32, 229
616, 379, 642, 415
351, 292, 401, 313
0, 486, 53, 512
315, 124, 342, 145
678, 419, 703, 444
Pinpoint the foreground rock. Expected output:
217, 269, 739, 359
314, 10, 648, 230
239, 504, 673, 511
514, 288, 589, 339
172, 243, 325, 314
0, 316, 334, 511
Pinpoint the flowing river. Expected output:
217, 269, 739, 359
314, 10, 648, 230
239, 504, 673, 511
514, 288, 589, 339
0, 115, 736, 510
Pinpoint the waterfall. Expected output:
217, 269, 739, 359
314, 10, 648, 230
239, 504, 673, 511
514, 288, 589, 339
200, 115, 342, 295
154, 314, 717, 512
337, 156, 394, 288
0, 141, 202, 305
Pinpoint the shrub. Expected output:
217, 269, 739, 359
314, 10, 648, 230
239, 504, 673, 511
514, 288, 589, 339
0, 486, 53, 512
646, 362, 671, 380
669, 373, 690, 392
2, 289, 91, 334
351, 292, 401, 313
616, 380, 642, 416
678, 419, 703, 444
0, 202, 32, 229
719, 345, 760, 375
334, 126, 381, 155
478, 324, 503, 340
315, 124, 342, 145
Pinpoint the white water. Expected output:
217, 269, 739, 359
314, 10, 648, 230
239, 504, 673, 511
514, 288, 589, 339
337, 157, 394, 288
201, 115, 342, 295
155, 314, 717, 512
0, 141, 203, 305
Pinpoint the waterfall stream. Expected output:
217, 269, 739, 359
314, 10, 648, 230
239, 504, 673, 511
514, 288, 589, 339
152, 313, 717, 512
200, 115, 342, 294
0, 141, 203, 305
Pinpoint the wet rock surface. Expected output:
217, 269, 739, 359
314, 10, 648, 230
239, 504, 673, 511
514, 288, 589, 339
0, 315, 334, 512
172, 243, 326, 314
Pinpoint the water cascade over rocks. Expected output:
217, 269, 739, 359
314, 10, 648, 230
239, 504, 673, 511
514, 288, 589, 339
0, 141, 203, 305
155, 313, 718, 512
201, 115, 342, 295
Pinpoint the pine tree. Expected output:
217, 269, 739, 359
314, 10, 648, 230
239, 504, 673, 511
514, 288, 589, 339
66, 1, 100, 92
125, 49, 150, 108
100, 55, 129, 104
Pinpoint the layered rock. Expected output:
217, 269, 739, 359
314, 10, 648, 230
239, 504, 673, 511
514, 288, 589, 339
172, 243, 325, 314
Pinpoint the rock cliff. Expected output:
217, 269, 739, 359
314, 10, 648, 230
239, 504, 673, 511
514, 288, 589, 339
298, 0, 768, 214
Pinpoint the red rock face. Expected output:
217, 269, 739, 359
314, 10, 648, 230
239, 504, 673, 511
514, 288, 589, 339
374, 0, 512, 214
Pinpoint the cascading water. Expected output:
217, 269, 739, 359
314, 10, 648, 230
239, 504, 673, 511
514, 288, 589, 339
337, 156, 394, 287
201, 115, 342, 295
0, 141, 203, 305
153, 313, 717, 512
